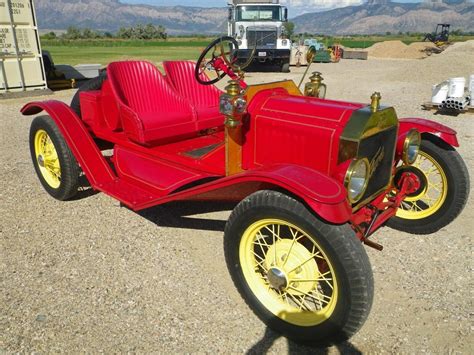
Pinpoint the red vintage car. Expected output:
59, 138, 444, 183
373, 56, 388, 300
22, 37, 469, 344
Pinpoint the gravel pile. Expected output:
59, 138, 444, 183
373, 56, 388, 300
367, 40, 439, 59
441, 39, 474, 55
1, 53, 473, 353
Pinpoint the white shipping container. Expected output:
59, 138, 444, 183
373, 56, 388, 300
0, 0, 47, 93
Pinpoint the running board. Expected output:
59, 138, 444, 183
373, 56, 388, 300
97, 179, 162, 209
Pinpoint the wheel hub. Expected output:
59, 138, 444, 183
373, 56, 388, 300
394, 166, 427, 198
267, 267, 288, 291
264, 239, 320, 295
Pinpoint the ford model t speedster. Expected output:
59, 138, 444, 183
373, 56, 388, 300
22, 37, 469, 344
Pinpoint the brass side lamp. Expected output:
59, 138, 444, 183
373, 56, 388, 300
220, 80, 247, 176
304, 71, 327, 99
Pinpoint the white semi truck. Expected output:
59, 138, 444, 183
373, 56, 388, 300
227, 0, 291, 72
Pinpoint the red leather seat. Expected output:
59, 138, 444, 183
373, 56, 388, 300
107, 61, 196, 145
163, 61, 224, 131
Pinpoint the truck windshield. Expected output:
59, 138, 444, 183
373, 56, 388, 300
236, 6, 282, 21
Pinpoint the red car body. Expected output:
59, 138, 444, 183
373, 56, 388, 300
21, 60, 458, 243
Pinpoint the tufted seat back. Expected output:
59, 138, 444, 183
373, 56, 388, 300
163, 61, 224, 131
107, 61, 196, 145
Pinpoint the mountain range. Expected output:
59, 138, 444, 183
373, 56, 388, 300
34, 0, 474, 35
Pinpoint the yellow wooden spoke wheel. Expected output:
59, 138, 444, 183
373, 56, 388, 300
225, 190, 374, 344
29, 115, 80, 201
395, 151, 447, 220
240, 219, 338, 327
388, 138, 470, 234
34, 129, 62, 189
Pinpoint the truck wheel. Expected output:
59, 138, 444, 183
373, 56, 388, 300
30, 115, 80, 200
281, 63, 290, 73
387, 138, 469, 234
224, 190, 373, 344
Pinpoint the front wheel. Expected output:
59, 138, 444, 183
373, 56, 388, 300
224, 190, 374, 344
387, 138, 470, 234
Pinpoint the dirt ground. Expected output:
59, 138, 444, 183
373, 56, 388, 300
1, 43, 473, 353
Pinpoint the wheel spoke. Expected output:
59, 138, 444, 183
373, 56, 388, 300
428, 182, 443, 193
291, 271, 334, 290
286, 291, 309, 311
423, 165, 437, 177
287, 286, 331, 307
281, 227, 305, 267
264, 224, 281, 242
256, 231, 271, 247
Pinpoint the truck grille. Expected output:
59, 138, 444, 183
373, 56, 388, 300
357, 126, 397, 204
247, 29, 277, 49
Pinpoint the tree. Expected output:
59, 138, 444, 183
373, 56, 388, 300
82, 28, 100, 39
283, 21, 295, 39
116, 24, 167, 40
63, 26, 82, 40
42, 31, 57, 40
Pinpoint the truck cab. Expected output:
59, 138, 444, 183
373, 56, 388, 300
228, 0, 291, 72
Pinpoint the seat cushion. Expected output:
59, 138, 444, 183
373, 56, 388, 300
138, 111, 197, 143
107, 61, 197, 145
194, 106, 224, 131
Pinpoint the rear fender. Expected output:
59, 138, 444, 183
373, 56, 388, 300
21, 100, 117, 187
398, 118, 459, 148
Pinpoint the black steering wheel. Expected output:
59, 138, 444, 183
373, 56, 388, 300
195, 36, 239, 85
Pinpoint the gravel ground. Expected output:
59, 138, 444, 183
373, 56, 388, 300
1, 45, 473, 353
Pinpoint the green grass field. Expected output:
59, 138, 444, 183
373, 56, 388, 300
45, 46, 203, 66
42, 35, 474, 66
42, 39, 211, 65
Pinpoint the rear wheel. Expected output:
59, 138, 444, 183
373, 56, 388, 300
387, 138, 469, 234
224, 190, 373, 344
29, 115, 80, 200
281, 62, 290, 73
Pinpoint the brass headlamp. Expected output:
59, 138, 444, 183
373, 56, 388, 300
344, 158, 370, 204
402, 129, 421, 165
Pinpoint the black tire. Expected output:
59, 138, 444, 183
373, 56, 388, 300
281, 62, 290, 73
29, 115, 80, 200
70, 72, 107, 117
224, 190, 374, 344
387, 138, 470, 234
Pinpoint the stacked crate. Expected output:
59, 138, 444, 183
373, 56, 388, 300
0, 0, 47, 92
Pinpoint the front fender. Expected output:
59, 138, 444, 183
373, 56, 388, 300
399, 117, 459, 147
255, 165, 352, 223
21, 100, 117, 187
153, 164, 352, 224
